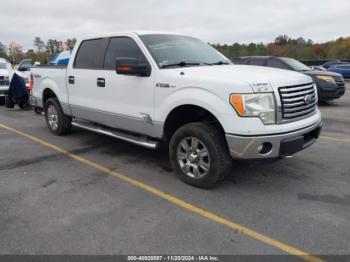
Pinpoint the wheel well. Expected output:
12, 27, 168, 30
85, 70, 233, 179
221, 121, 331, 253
42, 88, 57, 105
163, 105, 225, 141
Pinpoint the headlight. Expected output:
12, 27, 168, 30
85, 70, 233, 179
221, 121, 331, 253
316, 75, 335, 83
230, 93, 276, 124
4, 76, 9, 85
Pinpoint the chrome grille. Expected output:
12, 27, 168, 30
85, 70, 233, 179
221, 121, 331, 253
0, 76, 9, 86
279, 82, 317, 121
333, 75, 343, 82
333, 76, 345, 88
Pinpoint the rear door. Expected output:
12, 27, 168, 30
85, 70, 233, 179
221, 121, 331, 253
67, 37, 109, 119
67, 36, 155, 136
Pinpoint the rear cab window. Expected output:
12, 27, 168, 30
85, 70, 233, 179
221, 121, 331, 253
74, 38, 109, 69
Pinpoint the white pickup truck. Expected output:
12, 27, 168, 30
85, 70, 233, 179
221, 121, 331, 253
31, 32, 322, 188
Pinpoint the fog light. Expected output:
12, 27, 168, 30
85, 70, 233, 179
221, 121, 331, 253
258, 142, 273, 155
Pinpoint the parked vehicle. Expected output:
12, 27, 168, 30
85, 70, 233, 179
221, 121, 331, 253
310, 66, 326, 71
233, 56, 346, 102
17, 59, 34, 90
328, 64, 350, 79
321, 60, 347, 69
0, 58, 14, 105
48, 50, 71, 65
31, 32, 322, 188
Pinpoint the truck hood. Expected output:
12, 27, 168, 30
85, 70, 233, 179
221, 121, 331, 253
301, 70, 343, 78
0, 69, 9, 76
169, 64, 311, 88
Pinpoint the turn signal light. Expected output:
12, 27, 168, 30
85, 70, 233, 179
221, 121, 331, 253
117, 66, 133, 72
230, 95, 245, 115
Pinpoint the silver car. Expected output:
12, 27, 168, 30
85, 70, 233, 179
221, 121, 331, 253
0, 58, 14, 105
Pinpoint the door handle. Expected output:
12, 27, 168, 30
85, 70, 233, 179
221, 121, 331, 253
97, 78, 105, 87
68, 76, 75, 84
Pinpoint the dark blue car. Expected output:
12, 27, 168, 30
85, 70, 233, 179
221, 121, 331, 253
328, 64, 350, 78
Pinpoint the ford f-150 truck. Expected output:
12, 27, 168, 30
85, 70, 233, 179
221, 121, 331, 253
31, 32, 322, 188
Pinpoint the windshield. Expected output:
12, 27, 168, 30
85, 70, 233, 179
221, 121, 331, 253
139, 34, 231, 68
19, 62, 32, 71
0, 63, 7, 69
281, 57, 310, 71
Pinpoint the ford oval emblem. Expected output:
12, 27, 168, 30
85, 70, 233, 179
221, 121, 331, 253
304, 94, 314, 104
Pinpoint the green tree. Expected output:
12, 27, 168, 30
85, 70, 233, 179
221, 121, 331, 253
0, 42, 9, 60
66, 38, 77, 50
274, 35, 290, 46
46, 39, 61, 55
33, 37, 45, 52
26, 49, 36, 61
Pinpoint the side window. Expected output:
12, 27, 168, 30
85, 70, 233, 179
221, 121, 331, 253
267, 59, 289, 69
251, 58, 265, 66
104, 37, 147, 70
240, 59, 250, 65
74, 38, 108, 69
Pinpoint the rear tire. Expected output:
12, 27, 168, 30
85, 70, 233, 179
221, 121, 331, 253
169, 122, 232, 189
0, 97, 4, 105
44, 98, 72, 135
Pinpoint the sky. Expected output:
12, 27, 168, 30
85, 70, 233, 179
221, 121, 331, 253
1, 0, 349, 51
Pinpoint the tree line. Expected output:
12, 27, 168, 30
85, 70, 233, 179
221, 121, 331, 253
0, 37, 76, 64
212, 35, 350, 60
1, 35, 349, 65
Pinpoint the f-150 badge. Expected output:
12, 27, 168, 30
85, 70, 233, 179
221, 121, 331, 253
156, 83, 176, 88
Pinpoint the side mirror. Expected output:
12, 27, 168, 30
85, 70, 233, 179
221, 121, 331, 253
116, 57, 151, 77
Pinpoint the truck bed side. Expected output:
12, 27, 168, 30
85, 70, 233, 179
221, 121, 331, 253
31, 65, 71, 115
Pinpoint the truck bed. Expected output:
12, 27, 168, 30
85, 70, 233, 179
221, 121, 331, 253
31, 64, 68, 109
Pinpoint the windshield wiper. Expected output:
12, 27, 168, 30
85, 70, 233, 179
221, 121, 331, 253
161, 61, 201, 68
161, 60, 229, 68
208, 61, 230, 65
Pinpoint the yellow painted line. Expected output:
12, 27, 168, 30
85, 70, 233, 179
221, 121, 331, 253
320, 135, 350, 144
0, 123, 325, 262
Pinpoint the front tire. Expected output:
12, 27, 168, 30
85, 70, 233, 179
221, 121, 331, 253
169, 122, 232, 189
44, 98, 72, 135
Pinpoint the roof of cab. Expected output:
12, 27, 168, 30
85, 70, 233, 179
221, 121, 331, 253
78, 31, 185, 41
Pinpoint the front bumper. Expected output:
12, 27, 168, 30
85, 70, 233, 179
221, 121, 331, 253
0, 87, 9, 97
317, 81, 346, 100
225, 120, 322, 159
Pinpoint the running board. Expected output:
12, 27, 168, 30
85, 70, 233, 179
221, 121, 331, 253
71, 121, 159, 149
